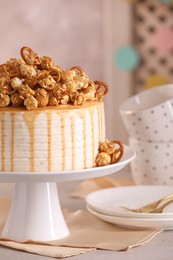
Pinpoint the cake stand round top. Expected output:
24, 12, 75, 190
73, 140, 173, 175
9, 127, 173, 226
0, 145, 135, 183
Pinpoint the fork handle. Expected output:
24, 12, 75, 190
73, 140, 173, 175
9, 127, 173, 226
160, 193, 173, 203
152, 198, 173, 213
150, 193, 173, 209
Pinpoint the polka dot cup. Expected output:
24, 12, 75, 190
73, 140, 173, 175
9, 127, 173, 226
119, 84, 173, 142
129, 138, 173, 186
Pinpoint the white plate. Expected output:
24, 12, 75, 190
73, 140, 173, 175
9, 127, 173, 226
87, 204, 173, 230
0, 145, 136, 183
86, 186, 173, 219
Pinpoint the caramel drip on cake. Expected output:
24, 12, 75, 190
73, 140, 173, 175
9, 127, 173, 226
47, 111, 52, 171
60, 114, 65, 171
89, 107, 95, 166
70, 116, 75, 170
11, 113, 15, 171
77, 111, 87, 169
23, 113, 38, 172
0, 112, 5, 171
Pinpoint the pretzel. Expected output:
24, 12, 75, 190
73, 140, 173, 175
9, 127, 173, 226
49, 67, 61, 82
20, 47, 40, 66
0, 64, 8, 76
111, 140, 124, 163
70, 66, 85, 76
23, 78, 38, 89
36, 70, 49, 80
0, 64, 20, 78
94, 80, 109, 95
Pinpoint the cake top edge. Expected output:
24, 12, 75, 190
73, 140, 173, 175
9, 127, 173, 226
0, 46, 109, 111
0, 100, 103, 113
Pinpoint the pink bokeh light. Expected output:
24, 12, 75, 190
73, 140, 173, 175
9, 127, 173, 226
153, 27, 173, 53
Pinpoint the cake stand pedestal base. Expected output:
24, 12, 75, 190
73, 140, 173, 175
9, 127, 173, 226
0, 145, 135, 242
2, 182, 69, 242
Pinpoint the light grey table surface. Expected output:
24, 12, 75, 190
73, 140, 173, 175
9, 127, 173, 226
0, 170, 173, 260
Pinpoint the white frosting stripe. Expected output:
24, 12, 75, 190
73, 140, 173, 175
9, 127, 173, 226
34, 112, 48, 172
93, 108, 99, 159
51, 112, 62, 171
74, 115, 84, 170
85, 110, 92, 168
64, 116, 72, 170
14, 113, 30, 171
4, 113, 12, 171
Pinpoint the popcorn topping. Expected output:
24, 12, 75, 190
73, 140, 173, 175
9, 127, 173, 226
96, 152, 111, 166
0, 47, 109, 110
96, 139, 124, 167
11, 92, 23, 106
34, 88, 49, 107
0, 94, 10, 107
24, 96, 38, 110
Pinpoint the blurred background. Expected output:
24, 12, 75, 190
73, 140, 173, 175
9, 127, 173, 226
1, 0, 173, 194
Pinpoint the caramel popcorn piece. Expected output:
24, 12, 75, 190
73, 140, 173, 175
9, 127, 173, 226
17, 58, 25, 66
38, 75, 56, 90
75, 75, 89, 89
96, 152, 111, 166
73, 93, 86, 106
99, 139, 116, 155
40, 56, 54, 70
60, 94, 69, 105
83, 85, 96, 101
65, 81, 78, 92
48, 96, 59, 106
0, 78, 13, 95
61, 69, 76, 82
18, 85, 35, 98
35, 88, 49, 107
11, 92, 23, 106
52, 83, 66, 99
10, 77, 23, 90
70, 92, 86, 105
20, 64, 37, 78
6, 58, 19, 67
0, 94, 10, 107
24, 96, 38, 110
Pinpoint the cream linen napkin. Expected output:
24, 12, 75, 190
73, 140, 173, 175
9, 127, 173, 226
71, 176, 134, 198
0, 197, 161, 258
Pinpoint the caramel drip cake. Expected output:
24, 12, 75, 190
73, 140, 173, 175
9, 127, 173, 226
0, 103, 105, 172
0, 47, 123, 172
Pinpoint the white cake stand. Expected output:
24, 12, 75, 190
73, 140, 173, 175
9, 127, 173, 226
0, 145, 135, 242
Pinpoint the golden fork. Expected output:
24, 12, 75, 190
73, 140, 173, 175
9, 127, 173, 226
122, 193, 173, 213
147, 199, 173, 213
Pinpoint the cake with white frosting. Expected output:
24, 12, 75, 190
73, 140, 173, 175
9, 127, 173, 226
0, 102, 105, 172
0, 47, 110, 172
